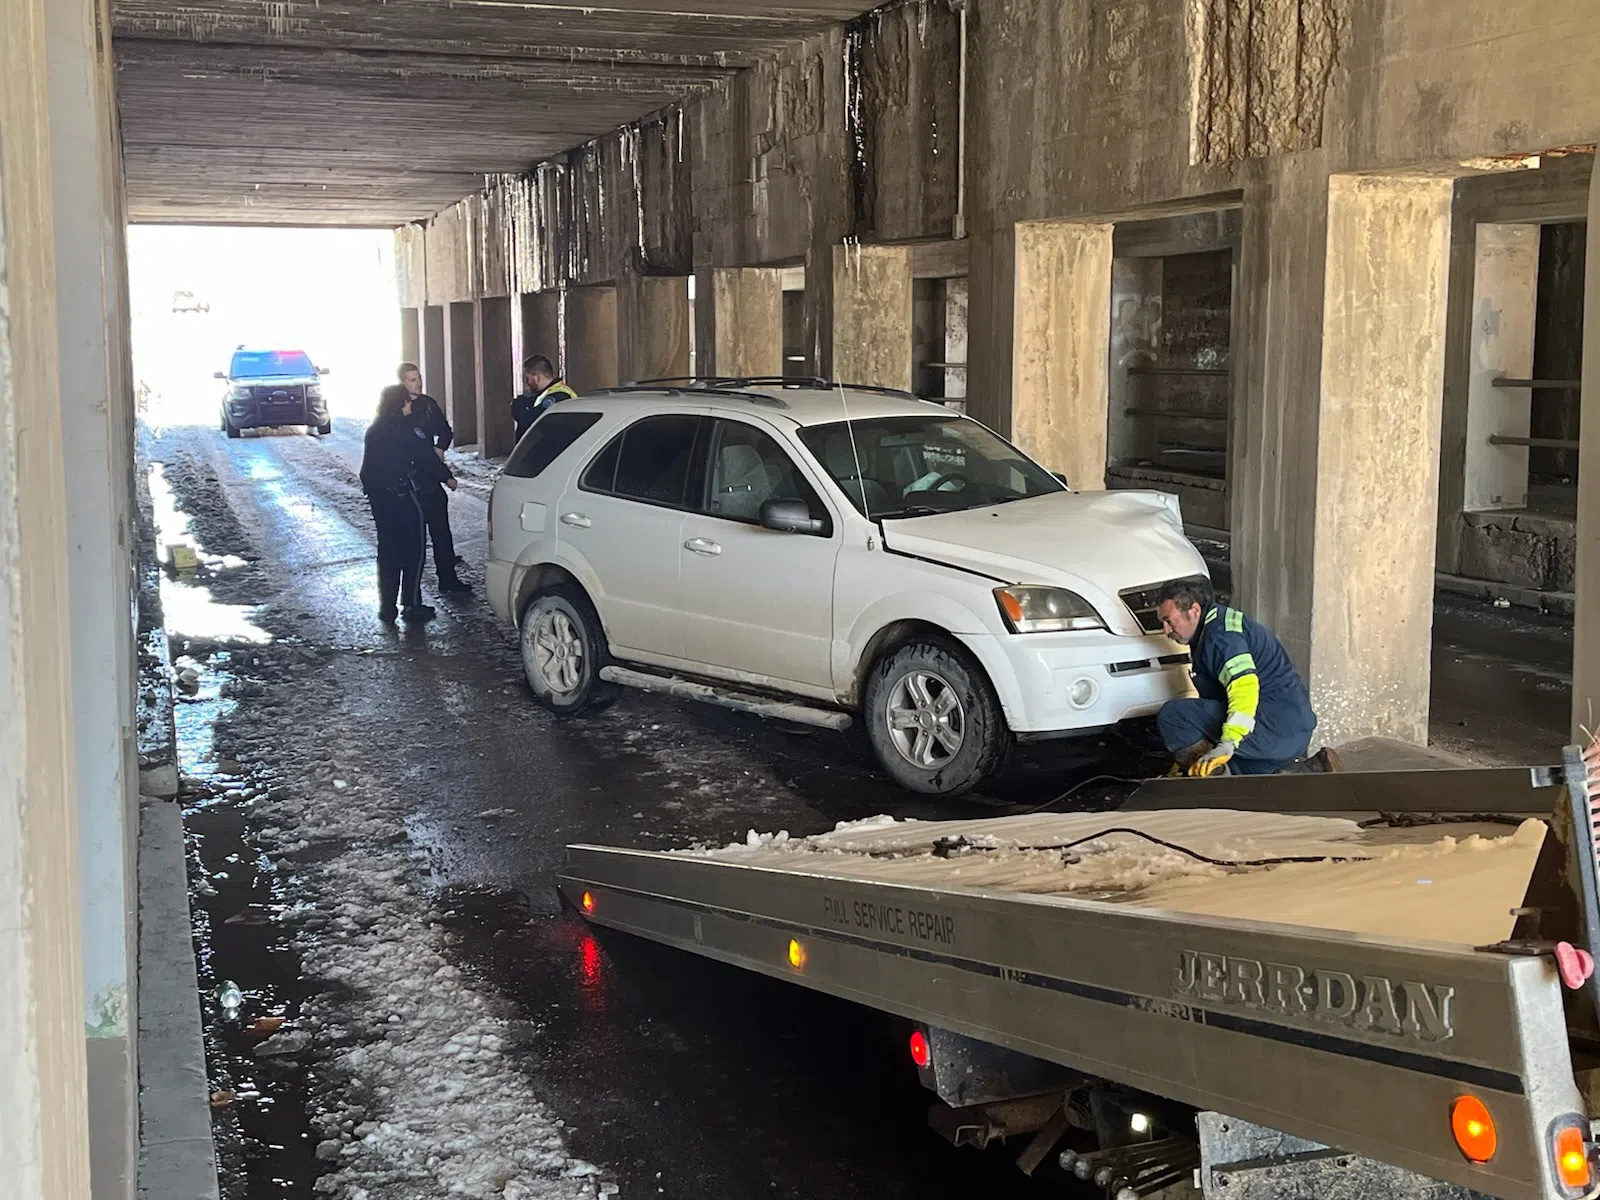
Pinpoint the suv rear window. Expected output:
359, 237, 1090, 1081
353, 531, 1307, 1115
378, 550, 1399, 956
502, 411, 602, 478
582, 414, 704, 507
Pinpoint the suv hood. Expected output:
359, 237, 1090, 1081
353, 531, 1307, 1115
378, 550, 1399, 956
880, 490, 1206, 617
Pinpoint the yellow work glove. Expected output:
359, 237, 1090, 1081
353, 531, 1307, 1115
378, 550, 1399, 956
1187, 740, 1237, 777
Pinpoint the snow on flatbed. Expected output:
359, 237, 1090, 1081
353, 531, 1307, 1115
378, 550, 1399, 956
672, 810, 1548, 948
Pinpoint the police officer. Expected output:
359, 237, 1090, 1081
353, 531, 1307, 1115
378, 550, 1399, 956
398, 362, 469, 593
1154, 576, 1339, 777
360, 384, 458, 623
512, 354, 578, 444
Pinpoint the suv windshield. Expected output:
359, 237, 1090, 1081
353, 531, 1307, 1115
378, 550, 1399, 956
798, 415, 1064, 519
230, 350, 315, 378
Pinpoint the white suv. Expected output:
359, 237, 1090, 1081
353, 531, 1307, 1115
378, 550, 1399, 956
485, 382, 1206, 796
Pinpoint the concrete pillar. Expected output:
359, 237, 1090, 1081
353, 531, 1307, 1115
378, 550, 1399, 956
618, 274, 690, 383
1308, 173, 1456, 746
1462, 224, 1539, 511
566, 285, 619, 394
1571, 157, 1600, 741
1010, 220, 1114, 490
832, 244, 913, 390
696, 267, 782, 378
445, 301, 478, 445
0, 0, 94, 1189
421, 305, 446, 398
400, 307, 421, 368
1230, 156, 1332, 669
46, 0, 139, 1189
521, 291, 562, 379
475, 297, 515, 458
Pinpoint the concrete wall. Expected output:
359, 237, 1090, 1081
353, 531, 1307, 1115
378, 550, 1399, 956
1, 0, 94, 1192
47, 0, 141, 1190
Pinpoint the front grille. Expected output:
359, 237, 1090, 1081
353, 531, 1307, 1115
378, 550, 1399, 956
1119, 579, 1187, 634
253, 385, 307, 420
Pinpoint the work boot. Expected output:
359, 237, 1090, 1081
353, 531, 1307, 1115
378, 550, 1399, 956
378, 605, 398, 624
401, 604, 436, 622
1278, 747, 1344, 775
439, 576, 472, 594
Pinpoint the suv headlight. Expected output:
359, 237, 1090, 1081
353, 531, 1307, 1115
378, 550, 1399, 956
229, 385, 252, 400
994, 586, 1105, 633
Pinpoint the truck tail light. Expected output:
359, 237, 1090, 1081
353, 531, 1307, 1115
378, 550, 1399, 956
1554, 1122, 1592, 1192
1451, 1096, 1496, 1163
909, 1029, 930, 1068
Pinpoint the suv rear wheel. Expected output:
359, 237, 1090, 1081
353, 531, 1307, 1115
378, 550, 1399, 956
519, 585, 616, 715
864, 640, 1008, 796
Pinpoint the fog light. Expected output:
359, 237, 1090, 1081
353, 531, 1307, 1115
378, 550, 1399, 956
1068, 677, 1097, 709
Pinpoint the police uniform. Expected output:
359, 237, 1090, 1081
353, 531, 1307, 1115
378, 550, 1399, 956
1157, 604, 1317, 774
512, 378, 578, 444
407, 393, 463, 589
360, 413, 454, 618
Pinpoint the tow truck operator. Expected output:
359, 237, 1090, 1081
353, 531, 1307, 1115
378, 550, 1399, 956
1154, 576, 1339, 777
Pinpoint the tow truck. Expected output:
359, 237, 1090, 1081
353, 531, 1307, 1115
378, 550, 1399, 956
560, 747, 1600, 1200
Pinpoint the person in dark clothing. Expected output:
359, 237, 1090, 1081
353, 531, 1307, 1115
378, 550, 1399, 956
398, 362, 469, 593
511, 354, 578, 444
361, 384, 457, 623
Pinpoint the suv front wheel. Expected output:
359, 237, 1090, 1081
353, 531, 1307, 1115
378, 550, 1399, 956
864, 640, 1008, 796
520, 586, 616, 715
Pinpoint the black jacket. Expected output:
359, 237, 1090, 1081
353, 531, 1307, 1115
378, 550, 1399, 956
410, 392, 453, 452
360, 415, 454, 494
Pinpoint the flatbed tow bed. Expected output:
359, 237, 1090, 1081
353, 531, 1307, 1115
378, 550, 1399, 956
560, 750, 1600, 1200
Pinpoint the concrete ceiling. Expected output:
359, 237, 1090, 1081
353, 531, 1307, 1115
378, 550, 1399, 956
112, 0, 866, 226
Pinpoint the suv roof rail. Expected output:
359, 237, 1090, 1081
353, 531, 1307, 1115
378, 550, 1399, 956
589, 384, 791, 409
629, 375, 926, 403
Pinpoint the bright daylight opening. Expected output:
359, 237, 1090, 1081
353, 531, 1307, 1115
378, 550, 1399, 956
129, 226, 399, 429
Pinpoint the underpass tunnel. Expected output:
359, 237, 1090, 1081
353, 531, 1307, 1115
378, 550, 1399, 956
10, 0, 1600, 1195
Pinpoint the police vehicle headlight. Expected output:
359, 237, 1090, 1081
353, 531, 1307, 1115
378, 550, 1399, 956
229, 385, 252, 400
307, 384, 322, 398
994, 587, 1105, 633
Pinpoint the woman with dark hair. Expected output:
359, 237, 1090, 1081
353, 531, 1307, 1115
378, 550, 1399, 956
359, 383, 457, 622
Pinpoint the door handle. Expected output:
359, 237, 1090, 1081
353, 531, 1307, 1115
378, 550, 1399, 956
684, 537, 722, 556
560, 512, 592, 529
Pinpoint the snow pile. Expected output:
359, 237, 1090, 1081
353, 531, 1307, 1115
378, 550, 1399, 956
676, 809, 1377, 899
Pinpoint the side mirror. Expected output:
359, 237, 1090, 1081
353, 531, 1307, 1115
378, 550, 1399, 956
214, 371, 227, 380
760, 498, 825, 535
1052, 471, 1070, 486
318, 366, 331, 375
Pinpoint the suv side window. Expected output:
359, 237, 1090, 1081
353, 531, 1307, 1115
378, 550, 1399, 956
502, 410, 602, 478
700, 419, 832, 535
581, 414, 705, 507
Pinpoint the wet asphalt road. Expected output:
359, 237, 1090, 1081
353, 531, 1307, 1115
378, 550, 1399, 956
149, 417, 1121, 1200
148, 416, 1573, 1200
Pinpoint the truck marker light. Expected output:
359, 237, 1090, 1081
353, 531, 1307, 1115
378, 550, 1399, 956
1555, 1125, 1590, 1190
787, 938, 806, 969
909, 1029, 931, 1068
1129, 1112, 1151, 1135
1451, 1096, 1496, 1163
581, 891, 595, 914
